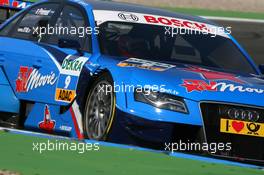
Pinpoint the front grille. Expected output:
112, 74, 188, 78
200, 102, 264, 164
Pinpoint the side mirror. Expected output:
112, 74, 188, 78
259, 64, 264, 74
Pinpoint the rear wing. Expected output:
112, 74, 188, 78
0, 0, 34, 10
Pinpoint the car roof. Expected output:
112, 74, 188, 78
47, 0, 211, 25
48, 0, 217, 25
82, 0, 216, 25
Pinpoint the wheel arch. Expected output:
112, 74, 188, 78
77, 68, 114, 115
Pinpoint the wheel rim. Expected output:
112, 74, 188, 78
85, 80, 114, 140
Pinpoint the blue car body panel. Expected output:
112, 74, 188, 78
0, 68, 20, 113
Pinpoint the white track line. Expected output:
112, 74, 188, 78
202, 16, 264, 23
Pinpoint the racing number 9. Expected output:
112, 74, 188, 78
64, 75, 71, 89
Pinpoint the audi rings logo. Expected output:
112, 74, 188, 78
227, 108, 260, 122
118, 13, 139, 22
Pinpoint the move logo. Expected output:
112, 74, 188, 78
16, 66, 57, 93
181, 79, 217, 92
181, 79, 264, 94
183, 66, 244, 84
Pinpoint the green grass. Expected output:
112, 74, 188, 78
161, 7, 264, 20
0, 131, 263, 175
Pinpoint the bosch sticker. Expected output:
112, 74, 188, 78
93, 10, 229, 38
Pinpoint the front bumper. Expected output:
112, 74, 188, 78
112, 102, 264, 165
109, 107, 204, 149
200, 102, 264, 165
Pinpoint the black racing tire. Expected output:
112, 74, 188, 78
83, 73, 116, 140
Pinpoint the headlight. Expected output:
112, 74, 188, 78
134, 89, 188, 114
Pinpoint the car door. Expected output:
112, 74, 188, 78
0, 2, 91, 106
0, 2, 63, 105
41, 3, 92, 105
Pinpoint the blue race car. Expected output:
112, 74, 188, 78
0, 0, 264, 164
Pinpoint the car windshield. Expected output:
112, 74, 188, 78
98, 22, 256, 74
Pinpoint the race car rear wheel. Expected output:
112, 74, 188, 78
83, 73, 116, 140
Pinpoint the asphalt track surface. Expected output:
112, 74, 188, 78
212, 19, 264, 66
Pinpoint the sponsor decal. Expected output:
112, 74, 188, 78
17, 27, 31, 33
35, 8, 55, 16
181, 79, 264, 94
184, 66, 244, 84
144, 15, 209, 32
214, 82, 264, 94
93, 10, 229, 38
39, 105, 55, 133
118, 12, 139, 22
181, 79, 217, 92
59, 125, 72, 132
118, 58, 175, 71
179, 66, 264, 94
220, 118, 264, 138
0, 0, 32, 9
16, 66, 57, 93
55, 88, 76, 103
55, 55, 89, 103
61, 55, 88, 76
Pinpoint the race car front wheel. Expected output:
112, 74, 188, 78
84, 73, 116, 140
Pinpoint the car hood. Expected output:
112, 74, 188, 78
124, 63, 264, 107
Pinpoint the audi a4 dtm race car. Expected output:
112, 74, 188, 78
0, 0, 264, 165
